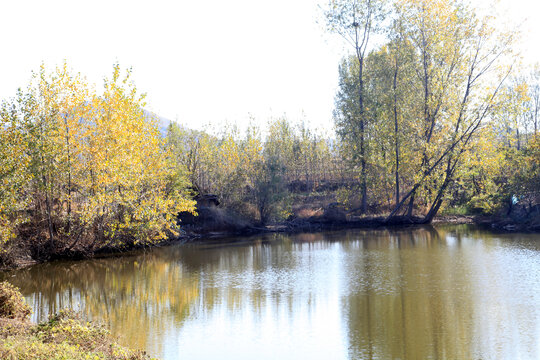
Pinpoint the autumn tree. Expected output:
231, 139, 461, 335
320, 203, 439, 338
381, 0, 516, 221
0, 96, 31, 248
0, 62, 195, 260
14, 63, 93, 250
79, 64, 195, 248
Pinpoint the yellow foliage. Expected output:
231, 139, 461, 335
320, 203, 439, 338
0, 62, 195, 254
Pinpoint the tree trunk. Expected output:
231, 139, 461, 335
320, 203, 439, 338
64, 116, 72, 233
358, 48, 368, 214
406, 193, 414, 218
393, 60, 400, 207
43, 176, 54, 251
39, 143, 54, 251
423, 189, 445, 223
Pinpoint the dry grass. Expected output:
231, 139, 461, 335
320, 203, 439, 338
295, 207, 324, 219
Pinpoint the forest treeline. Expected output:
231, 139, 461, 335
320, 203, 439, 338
167, 0, 540, 223
326, 0, 539, 222
1, 0, 540, 265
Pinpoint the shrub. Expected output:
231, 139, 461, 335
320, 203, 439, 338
0, 282, 30, 320
0, 306, 152, 360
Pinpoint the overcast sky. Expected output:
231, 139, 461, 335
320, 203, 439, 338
1, 0, 539, 133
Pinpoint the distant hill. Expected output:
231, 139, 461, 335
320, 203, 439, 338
143, 109, 174, 136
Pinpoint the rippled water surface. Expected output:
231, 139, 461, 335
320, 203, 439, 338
2, 225, 540, 359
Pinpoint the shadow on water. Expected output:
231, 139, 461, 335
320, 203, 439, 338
2, 225, 539, 359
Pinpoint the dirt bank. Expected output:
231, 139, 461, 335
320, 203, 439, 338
2, 210, 538, 272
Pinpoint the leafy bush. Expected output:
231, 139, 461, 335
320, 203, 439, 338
0, 281, 30, 320
0, 285, 153, 359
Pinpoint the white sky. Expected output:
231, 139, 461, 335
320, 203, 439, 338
0, 0, 539, 133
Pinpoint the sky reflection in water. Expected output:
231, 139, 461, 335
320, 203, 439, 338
3, 225, 540, 360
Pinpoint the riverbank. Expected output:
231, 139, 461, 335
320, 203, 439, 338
178, 212, 540, 241
1, 212, 538, 272
0, 282, 152, 360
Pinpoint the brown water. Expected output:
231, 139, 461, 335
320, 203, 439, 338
2, 225, 540, 359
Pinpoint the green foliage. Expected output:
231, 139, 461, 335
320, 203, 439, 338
439, 205, 470, 216
251, 158, 288, 225
166, 122, 264, 211
506, 136, 540, 195
0, 96, 31, 247
0, 0, 537, 264
331, 0, 517, 220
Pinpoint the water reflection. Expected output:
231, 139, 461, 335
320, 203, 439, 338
3, 250, 200, 354
2, 226, 539, 359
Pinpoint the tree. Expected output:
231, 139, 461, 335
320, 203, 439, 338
80, 64, 195, 248
0, 95, 30, 248
18, 63, 93, 250
325, 0, 386, 214
251, 157, 288, 225
0, 62, 196, 258
385, 17, 417, 207
523, 64, 540, 135
495, 80, 530, 150
386, 0, 515, 222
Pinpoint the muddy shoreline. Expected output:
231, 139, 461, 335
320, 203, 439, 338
177, 214, 538, 241
2, 214, 537, 272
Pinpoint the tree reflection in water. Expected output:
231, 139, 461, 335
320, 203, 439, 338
2, 226, 540, 360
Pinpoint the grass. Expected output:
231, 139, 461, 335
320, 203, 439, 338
0, 282, 154, 360
439, 205, 471, 216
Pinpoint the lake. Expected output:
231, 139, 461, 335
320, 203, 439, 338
2, 225, 540, 359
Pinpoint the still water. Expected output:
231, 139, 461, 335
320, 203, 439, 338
2, 225, 540, 359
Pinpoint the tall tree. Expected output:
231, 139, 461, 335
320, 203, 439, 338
387, 0, 516, 222
325, 0, 386, 214
0, 95, 31, 247
0, 62, 196, 257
